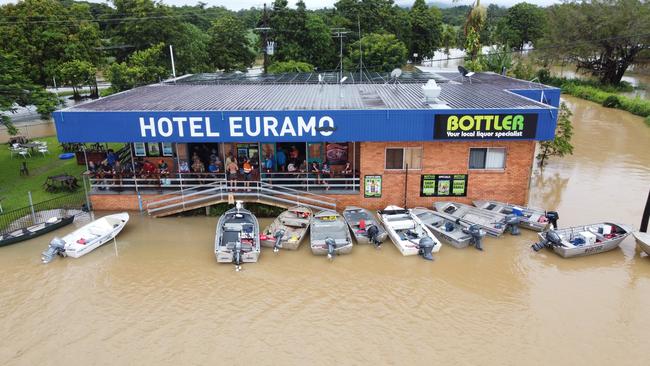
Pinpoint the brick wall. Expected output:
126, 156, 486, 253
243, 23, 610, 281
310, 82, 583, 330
349, 140, 536, 211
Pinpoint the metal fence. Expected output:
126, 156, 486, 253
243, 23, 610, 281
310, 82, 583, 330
0, 192, 87, 235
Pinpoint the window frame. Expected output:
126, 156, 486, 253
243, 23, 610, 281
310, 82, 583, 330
468, 147, 507, 171
384, 146, 423, 171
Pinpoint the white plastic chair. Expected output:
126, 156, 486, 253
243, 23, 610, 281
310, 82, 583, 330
38, 147, 49, 156
18, 148, 31, 159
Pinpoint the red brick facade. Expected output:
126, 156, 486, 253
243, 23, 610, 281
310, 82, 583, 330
331, 140, 536, 211
92, 140, 536, 212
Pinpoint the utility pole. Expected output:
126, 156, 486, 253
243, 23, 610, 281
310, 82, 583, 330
332, 28, 349, 82
255, 3, 272, 74
357, 15, 363, 83
169, 45, 176, 82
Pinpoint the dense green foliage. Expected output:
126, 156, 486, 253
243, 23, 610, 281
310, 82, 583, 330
208, 15, 256, 72
496, 2, 547, 50
268, 61, 314, 74
346, 33, 408, 72
408, 0, 443, 59
0, 52, 60, 135
105, 43, 169, 92
56, 60, 97, 99
537, 102, 574, 167
541, 0, 650, 84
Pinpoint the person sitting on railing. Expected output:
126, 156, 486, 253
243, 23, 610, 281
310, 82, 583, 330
179, 160, 190, 174
106, 149, 118, 167
87, 161, 97, 177
208, 161, 219, 178
158, 160, 169, 175
99, 160, 112, 190
342, 162, 352, 175
311, 161, 321, 184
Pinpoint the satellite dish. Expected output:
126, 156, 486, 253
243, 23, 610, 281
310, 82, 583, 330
390, 68, 403, 79
457, 65, 475, 83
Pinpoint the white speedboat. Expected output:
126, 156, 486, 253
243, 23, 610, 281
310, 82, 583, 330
310, 210, 353, 260
342, 206, 387, 246
633, 231, 650, 256
377, 205, 441, 260
532, 222, 632, 258
41, 212, 129, 263
215, 201, 260, 271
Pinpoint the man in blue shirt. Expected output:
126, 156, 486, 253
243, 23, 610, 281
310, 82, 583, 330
276, 148, 287, 172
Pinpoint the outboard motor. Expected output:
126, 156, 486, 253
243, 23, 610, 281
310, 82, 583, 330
326, 237, 336, 260
234, 241, 243, 271
418, 236, 435, 261
532, 230, 563, 252
273, 229, 285, 253
505, 214, 522, 236
545, 211, 559, 230
463, 224, 485, 251
366, 224, 381, 248
41, 237, 66, 264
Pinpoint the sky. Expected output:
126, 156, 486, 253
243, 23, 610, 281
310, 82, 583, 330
0, 0, 561, 10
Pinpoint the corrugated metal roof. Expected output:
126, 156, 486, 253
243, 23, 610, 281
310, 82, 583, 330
68, 78, 553, 112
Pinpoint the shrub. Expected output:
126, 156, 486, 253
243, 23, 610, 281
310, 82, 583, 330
602, 95, 621, 108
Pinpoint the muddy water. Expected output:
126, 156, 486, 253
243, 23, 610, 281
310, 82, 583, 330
1, 97, 650, 365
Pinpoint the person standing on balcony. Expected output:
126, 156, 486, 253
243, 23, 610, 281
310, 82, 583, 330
227, 158, 239, 189
276, 148, 286, 172
243, 158, 253, 191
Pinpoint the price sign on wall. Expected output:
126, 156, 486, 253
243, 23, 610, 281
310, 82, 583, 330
420, 174, 468, 197
364, 175, 382, 198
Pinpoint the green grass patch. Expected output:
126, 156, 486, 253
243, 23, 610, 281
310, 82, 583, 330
559, 83, 650, 121
0, 136, 86, 211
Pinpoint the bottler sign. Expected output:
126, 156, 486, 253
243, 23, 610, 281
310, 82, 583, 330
434, 114, 538, 140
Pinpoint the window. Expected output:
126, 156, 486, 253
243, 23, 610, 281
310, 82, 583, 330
469, 148, 506, 169
385, 147, 422, 170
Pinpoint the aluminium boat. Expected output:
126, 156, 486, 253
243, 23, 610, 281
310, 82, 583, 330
215, 201, 260, 271
310, 210, 353, 259
41, 212, 129, 263
342, 206, 387, 246
1, 215, 75, 247
260, 206, 312, 251
377, 206, 441, 260
473, 200, 557, 232
633, 231, 650, 256
434, 201, 507, 237
532, 222, 632, 258
411, 207, 485, 250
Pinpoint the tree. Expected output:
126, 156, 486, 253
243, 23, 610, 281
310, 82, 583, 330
440, 25, 457, 57
408, 0, 443, 60
334, 0, 397, 35
541, 0, 650, 84
537, 102, 574, 167
268, 61, 314, 73
0, 0, 102, 86
303, 14, 337, 69
347, 33, 407, 72
1, 52, 59, 135
172, 23, 212, 74
499, 2, 547, 50
208, 15, 255, 72
105, 43, 169, 92
57, 60, 97, 100
484, 45, 512, 74
463, 0, 487, 61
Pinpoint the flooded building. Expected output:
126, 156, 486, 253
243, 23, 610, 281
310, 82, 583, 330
52, 71, 560, 213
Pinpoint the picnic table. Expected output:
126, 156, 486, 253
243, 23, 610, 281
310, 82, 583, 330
43, 174, 79, 193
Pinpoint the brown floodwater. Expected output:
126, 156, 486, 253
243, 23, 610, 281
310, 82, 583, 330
1, 96, 650, 365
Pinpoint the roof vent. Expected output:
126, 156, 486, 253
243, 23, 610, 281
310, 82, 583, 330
422, 79, 442, 103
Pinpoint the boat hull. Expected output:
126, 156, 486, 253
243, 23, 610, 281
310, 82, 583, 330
1, 216, 75, 247
342, 206, 388, 245
473, 200, 549, 232
434, 201, 506, 237
411, 208, 471, 249
633, 232, 650, 256
537, 222, 631, 258
310, 210, 353, 257
63, 213, 130, 259
378, 206, 442, 257
260, 206, 311, 250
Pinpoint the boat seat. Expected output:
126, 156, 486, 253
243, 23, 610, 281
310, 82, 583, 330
281, 217, 307, 228
224, 223, 243, 231
390, 220, 415, 230
88, 227, 106, 236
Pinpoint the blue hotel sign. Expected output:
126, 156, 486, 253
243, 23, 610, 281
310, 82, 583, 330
53, 109, 557, 143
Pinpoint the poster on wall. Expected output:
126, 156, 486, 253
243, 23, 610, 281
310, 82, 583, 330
134, 142, 146, 157
147, 143, 160, 156
326, 143, 348, 165
434, 114, 538, 140
364, 175, 382, 198
162, 143, 173, 156
420, 174, 468, 197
